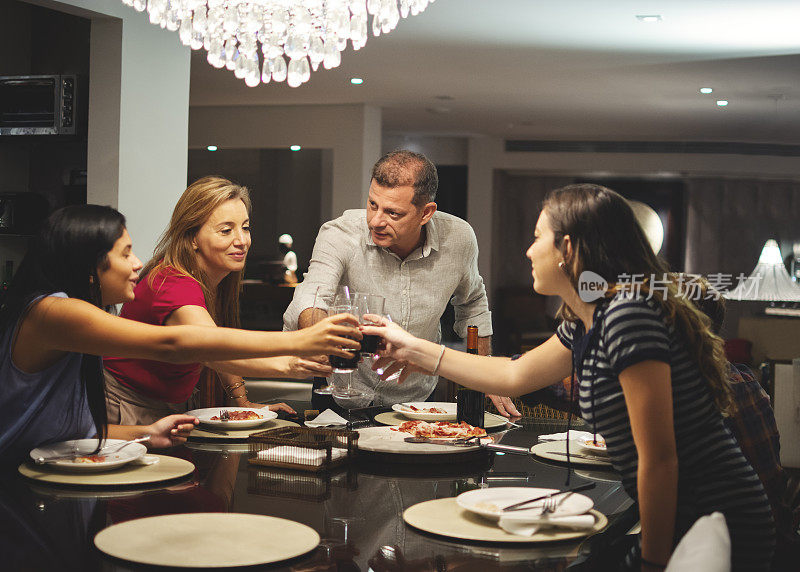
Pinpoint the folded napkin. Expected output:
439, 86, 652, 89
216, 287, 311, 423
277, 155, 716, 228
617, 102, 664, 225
498, 513, 596, 536
538, 430, 599, 443
305, 409, 348, 428
256, 445, 347, 467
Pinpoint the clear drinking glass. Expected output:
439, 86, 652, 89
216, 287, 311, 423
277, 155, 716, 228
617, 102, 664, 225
328, 302, 360, 374
354, 293, 385, 359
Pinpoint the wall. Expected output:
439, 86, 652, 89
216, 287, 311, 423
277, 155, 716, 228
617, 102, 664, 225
186, 148, 323, 274
188, 104, 381, 221
31, 0, 193, 262
467, 135, 800, 301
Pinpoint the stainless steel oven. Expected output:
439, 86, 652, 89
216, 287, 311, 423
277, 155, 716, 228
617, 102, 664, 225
0, 74, 76, 135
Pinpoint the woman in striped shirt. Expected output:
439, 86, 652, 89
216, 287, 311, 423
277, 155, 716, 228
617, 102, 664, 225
365, 183, 775, 571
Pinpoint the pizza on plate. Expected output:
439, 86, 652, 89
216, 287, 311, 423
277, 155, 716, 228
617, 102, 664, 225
210, 410, 263, 421
404, 405, 446, 414
73, 454, 107, 463
393, 420, 487, 439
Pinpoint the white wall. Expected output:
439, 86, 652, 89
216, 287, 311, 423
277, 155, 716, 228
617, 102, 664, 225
33, 0, 191, 262
189, 104, 382, 221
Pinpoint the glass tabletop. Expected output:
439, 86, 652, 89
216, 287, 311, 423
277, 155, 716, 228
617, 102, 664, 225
2, 403, 634, 571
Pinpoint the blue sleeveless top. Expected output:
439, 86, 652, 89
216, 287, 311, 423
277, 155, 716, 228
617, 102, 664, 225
0, 293, 95, 461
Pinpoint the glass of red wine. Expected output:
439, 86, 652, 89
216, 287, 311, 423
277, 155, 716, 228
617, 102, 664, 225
354, 293, 385, 359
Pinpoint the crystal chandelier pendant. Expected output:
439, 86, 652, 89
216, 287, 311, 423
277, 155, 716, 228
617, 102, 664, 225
120, 0, 434, 88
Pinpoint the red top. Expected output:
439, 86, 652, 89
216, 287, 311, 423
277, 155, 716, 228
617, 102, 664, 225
104, 267, 207, 403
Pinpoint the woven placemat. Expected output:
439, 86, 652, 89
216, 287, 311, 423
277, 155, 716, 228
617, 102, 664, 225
403, 497, 607, 543
95, 513, 319, 567
531, 441, 613, 467
18, 454, 194, 486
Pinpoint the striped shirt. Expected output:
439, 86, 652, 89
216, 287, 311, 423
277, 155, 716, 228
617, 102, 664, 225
557, 294, 775, 571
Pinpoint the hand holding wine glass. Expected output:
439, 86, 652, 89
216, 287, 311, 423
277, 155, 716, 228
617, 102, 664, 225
360, 317, 432, 383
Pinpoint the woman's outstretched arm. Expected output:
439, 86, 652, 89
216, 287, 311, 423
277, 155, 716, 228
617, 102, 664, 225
362, 319, 572, 397
16, 296, 360, 371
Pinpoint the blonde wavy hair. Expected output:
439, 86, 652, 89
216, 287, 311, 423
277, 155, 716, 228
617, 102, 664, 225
142, 176, 251, 327
544, 184, 734, 415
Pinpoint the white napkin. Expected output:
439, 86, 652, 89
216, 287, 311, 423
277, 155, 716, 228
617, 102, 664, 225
304, 409, 348, 428
498, 513, 596, 536
537, 430, 598, 443
256, 445, 347, 467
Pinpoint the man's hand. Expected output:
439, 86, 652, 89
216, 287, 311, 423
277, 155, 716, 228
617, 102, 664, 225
488, 394, 521, 418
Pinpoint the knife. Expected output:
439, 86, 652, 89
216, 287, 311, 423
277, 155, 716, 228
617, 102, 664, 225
545, 450, 606, 460
194, 426, 232, 436
403, 437, 477, 446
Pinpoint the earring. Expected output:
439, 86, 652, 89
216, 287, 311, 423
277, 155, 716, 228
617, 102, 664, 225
558, 261, 565, 270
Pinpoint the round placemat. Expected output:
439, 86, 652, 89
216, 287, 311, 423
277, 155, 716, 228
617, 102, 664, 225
531, 441, 613, 467
403, 498, 607, 543
189, 418, 299, 440
374, 411, 508, 430
95, 512, 320, 567
18, 454, 194, 486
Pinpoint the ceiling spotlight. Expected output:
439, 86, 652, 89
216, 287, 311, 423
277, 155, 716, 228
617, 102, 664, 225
636, 14, 662, 23
350, 78, 364, 85
716, 100, 729, 107
700, 87, 713, 94
207, 145, 218, 151
290, 145, 302, 151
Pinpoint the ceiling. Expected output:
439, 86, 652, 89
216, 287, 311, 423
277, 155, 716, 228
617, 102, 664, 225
189, 0, 800, 144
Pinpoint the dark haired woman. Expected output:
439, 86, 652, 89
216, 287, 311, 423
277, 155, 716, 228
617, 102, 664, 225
0, 205, 359, 460
364, 184, 774, 571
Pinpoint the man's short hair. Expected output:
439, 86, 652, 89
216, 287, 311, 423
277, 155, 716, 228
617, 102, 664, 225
371, 150, 438, 206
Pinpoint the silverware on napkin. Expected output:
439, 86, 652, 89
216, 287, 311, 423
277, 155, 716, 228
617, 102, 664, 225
502, 483, 596, 512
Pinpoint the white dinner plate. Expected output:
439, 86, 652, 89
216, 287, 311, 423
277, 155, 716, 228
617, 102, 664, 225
391, 402, 457, 421
29, 439, 146, 473
456, 487, 594, 521
187, 407, 278, 429
575, 438, 608, 458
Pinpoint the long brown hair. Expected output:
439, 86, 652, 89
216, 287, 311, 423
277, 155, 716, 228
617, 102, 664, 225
544, 183, 734, 415
142, 176, 251, 328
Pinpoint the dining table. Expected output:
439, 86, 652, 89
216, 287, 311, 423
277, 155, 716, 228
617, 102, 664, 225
2, 398, 636, 571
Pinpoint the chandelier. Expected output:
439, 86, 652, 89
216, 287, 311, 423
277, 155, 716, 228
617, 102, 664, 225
121, 0, 434, 87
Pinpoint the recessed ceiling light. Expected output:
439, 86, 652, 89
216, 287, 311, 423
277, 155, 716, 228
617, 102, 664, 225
699, 87, 713, 94
290, 145, 302, 151
207, 145, 218, 151
636, 14, 662, 23
350, 77, 364, 85
716, 100, 729, 107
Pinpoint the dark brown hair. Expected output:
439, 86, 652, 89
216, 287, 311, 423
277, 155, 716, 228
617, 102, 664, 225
544, 184, 734, 415
371, 149, 438, 206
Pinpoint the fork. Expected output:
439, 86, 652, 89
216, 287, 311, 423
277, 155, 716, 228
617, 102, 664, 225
34, 435, 151, 464
219, 410, 230, 421
543, 491, 575, 515
540, 496, 558, 515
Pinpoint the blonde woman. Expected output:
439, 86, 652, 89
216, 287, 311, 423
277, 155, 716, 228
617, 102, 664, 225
104, 177, 332, 424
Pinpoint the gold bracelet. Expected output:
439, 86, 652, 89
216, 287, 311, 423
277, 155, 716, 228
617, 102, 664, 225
224, 381, 246, 399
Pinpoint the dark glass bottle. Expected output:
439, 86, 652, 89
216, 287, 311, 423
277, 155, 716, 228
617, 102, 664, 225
457, 325, 485, 428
